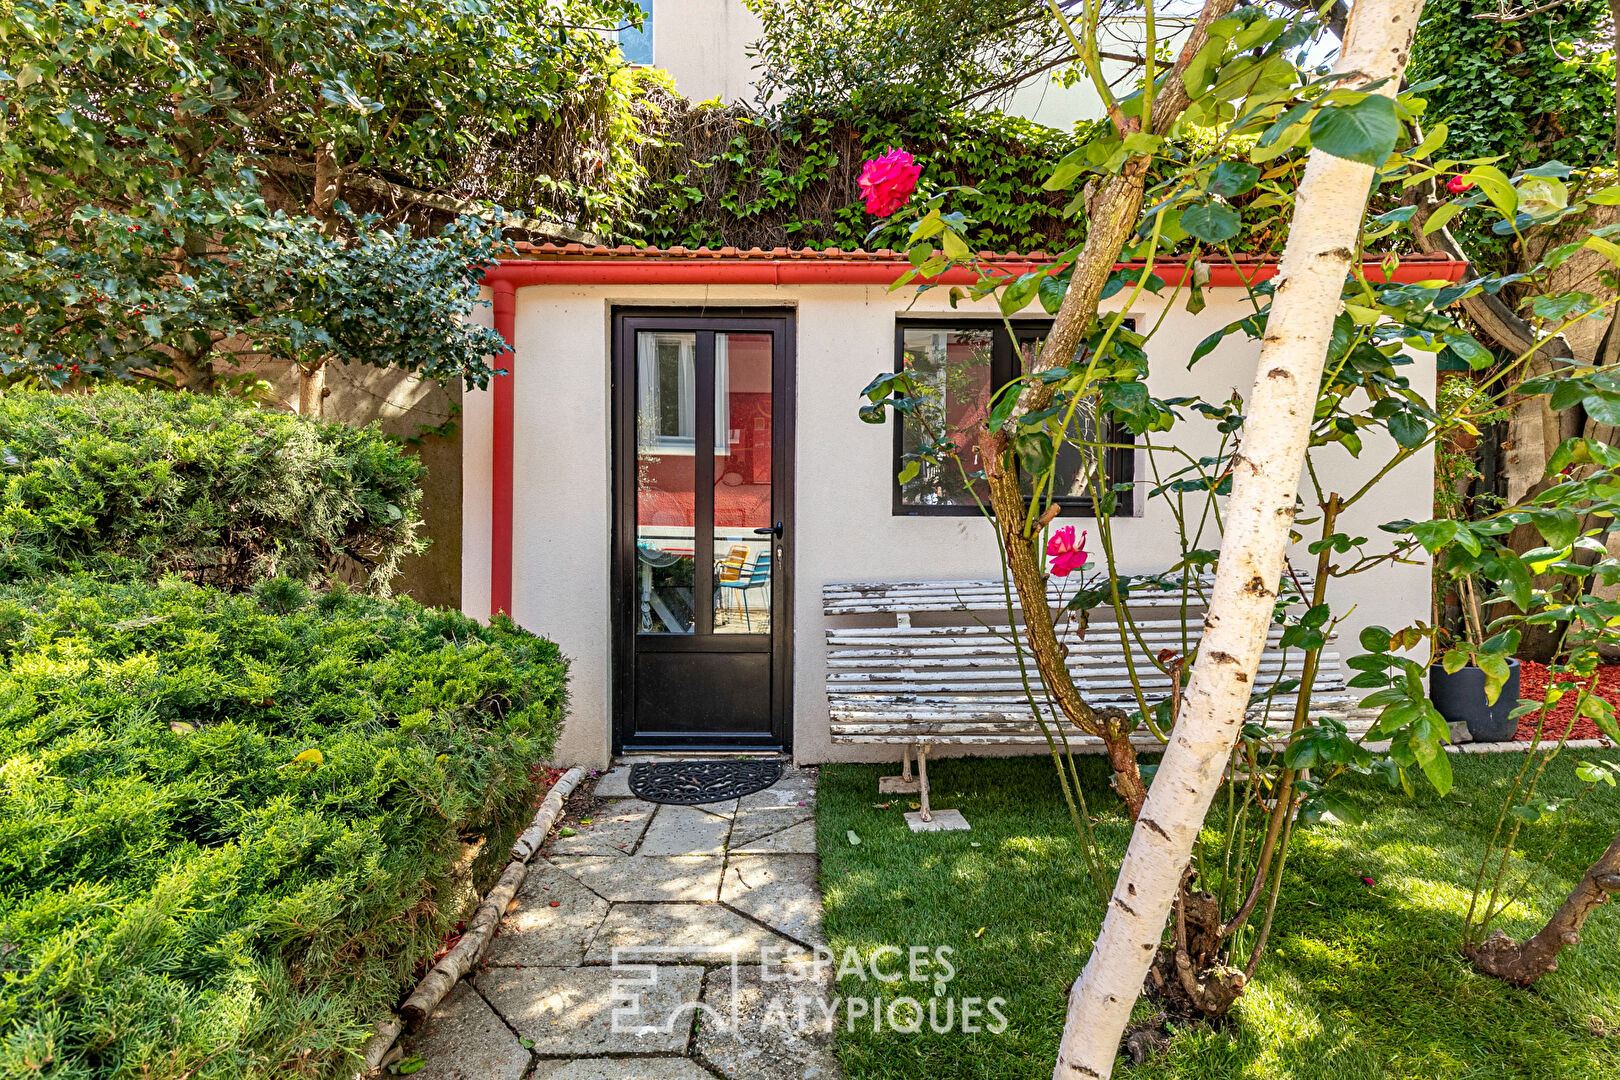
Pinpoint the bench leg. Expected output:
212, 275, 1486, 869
904, 745, 970, 833
918, 745, 933, 821
878, 742, 922, 795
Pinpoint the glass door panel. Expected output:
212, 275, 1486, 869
635, 331, 698, 634
713, 332, 773, 635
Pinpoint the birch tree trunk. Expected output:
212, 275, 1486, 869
1051, 2, 1426, 1074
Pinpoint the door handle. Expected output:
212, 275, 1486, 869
753, 522, 783, 538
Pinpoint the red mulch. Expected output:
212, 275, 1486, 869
530, 764, 567, 802
1514, 661, 1616, 741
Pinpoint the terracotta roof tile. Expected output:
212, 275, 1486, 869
508, 240, 1460, 264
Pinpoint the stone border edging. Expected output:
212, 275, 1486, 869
355, 765, 589, 1076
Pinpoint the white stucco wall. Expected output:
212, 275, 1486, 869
639, 0, 765, 106
464, 283, 1436, 768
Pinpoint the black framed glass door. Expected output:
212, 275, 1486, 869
612, 310, 794, 751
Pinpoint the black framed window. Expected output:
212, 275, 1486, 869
892, 317, 1135, 517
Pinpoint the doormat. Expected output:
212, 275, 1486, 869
628, 759, 783, 804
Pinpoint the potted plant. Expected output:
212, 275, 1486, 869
1431, 567, 1521, 741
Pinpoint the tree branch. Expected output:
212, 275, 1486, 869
259, 155, 600, 245
1472, 0, 1583, 23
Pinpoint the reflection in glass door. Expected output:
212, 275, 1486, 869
634, 331, 697, 634
615, 313, 794, 751
713, 333, 773, 635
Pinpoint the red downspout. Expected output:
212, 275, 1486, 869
490, 279, 516, 619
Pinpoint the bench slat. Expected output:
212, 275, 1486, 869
822, 575, 1359, 748
823, 575, 1314, 615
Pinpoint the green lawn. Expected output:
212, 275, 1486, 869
815, 753, 1620, 1080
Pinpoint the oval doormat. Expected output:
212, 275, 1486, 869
628, 759, 783, 804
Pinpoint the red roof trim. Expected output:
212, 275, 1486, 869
483, 243, 1467, 287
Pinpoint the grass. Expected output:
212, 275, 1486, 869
815, 752, 1620, 1080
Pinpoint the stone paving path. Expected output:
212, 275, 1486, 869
401, 763, 840, 1080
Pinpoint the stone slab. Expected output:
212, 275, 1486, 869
689, 796, 739, 820
738, 768, 817, 811
547, 800, 657, 857
721, 855, 823, 946
877, 775, 920, 794
592, 767, 634, 798
484, 865, 610, 968
730, 819, 817, 855
637, 804, 732, 856
475, 965, 703, 1056
398, 981, 529, 1080
550, 855, 724, 903
906, 809, 970, 832
584, 902, 810, 965
729, 804, 814, 848
696, 964, 841, 1080
532, 1060, 717, 1080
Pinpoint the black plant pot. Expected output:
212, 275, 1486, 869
1429, 658, 1522, 742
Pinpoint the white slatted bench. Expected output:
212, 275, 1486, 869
823, 577, 1368, 827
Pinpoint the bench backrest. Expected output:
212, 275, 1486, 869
822, 577, 1356, 735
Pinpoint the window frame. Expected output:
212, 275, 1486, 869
890, 316, 1136, 518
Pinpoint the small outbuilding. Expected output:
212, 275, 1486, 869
462, 243, 1466, 768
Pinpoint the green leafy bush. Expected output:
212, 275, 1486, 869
626, 95, 1290, 258
0, 387, 424, 593
629, 97, 1098, 254
0, 576, 568, 1079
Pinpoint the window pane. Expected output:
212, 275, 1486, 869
619, 0, 653, 64
1018, 338, 1102, 502
898, 328, 994, 508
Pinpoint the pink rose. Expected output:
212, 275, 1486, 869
1447, 175, 1474, 194
858, 149, 922, 217
1046, 525, 1090, 577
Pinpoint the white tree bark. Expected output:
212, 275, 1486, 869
1051, 2, 1426, 1075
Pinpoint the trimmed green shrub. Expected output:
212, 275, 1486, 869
0, 576, 568, 1079
0, 387, 425, 593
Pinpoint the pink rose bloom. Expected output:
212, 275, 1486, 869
858, 149, 922, 217
1447, 175, 1474, 194
1046, 525, 1090, 577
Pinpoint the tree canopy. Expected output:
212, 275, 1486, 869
742, 0, 1105, 114
0, 0, 644, 391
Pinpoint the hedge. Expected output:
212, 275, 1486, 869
0, 576, 568, 1079
0, 388, 425, 593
